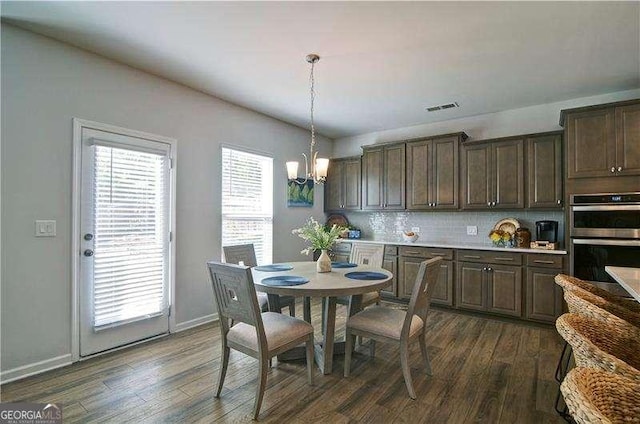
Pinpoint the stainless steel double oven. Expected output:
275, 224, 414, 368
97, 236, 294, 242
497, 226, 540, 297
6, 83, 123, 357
570, 193, 640, 296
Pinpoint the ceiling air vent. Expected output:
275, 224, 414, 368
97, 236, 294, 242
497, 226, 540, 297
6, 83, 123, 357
425, 102, 459, 112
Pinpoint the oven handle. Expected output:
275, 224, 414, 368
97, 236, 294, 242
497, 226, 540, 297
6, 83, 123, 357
572, 238, 640, 247
571, 205, 640, 211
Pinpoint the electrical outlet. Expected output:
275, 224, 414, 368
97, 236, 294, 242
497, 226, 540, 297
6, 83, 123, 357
411, 227, 420, 234
466, 225, 478, 236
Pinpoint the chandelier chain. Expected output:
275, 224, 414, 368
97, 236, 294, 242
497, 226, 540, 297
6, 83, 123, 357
309, 59, 316, 153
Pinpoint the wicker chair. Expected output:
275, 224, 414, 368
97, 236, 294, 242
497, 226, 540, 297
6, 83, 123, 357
556, 313, 640, 382
564, 289, 640, 332
555, 274, 640, 314
561, 367, 640, 424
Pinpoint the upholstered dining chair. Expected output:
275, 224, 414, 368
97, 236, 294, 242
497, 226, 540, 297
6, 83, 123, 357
207, 261, 314, 420
344, 257, 443, 399
223, 244, 296, 316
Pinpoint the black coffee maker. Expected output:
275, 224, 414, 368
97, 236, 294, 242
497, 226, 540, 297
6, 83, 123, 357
535, 220, 558, 243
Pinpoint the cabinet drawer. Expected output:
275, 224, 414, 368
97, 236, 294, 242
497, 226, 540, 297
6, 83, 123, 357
384, 245, 398, 256
332, 242, 352, 254
399, 246, 454, 260
457, 249, 522, 265
526, 254, 564, 269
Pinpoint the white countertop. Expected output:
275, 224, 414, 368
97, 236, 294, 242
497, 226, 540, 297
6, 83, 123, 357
338, 238, 567, 255
605, 266, 640, 302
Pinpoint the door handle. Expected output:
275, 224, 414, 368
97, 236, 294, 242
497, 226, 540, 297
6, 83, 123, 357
617, 166, 623, 172
84, 249, 94, 257
610, 167, 616, 173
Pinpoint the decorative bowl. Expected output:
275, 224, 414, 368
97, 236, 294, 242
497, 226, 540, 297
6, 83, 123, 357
402, 232, 419, 243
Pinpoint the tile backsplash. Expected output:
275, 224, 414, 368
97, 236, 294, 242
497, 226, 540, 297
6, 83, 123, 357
341, 210, 565, 247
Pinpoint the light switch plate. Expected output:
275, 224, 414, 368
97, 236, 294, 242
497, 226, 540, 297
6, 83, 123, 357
466, 225, 478, 236
35, 220, 56, 237
411, 227, 420, 234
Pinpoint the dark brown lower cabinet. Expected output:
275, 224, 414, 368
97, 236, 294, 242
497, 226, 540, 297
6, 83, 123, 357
457, 262, 522, 318
487, 265, 522, 317
526, 267, 564, 322
381, 255, 398, 297
399, 249, 454, 306
456, 262, 486, 311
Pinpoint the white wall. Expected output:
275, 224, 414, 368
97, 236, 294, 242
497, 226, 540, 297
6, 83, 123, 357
332, 89, 640, 157
0, 25, 331, 379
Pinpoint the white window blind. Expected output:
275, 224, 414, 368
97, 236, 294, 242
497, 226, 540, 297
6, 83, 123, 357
221, 147, 273, 265
92, 144, 168, 328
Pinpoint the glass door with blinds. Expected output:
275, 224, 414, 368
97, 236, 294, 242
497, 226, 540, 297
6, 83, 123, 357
221, 147, 273, 265
79, 127, 172, 356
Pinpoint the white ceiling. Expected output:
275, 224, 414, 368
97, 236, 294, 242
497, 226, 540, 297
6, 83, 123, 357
2, 1, 639, 139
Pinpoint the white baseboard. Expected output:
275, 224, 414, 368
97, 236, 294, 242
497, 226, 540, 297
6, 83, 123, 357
1, 354, 72, 385
174, 313, 218, 333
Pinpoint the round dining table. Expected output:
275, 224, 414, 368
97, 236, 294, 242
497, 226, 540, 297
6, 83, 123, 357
252, 261, 392, 374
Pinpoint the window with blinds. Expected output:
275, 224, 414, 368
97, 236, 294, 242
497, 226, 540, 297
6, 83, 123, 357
221, 147, 273, 265
92, 144, 168, 328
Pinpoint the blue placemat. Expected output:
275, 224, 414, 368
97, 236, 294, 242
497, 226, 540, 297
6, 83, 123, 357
254, 264, 294, 272
345, 271, 388, 280
331, 262, 358, 268
261, 276, 309, 286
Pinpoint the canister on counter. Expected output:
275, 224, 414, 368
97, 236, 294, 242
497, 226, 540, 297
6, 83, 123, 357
515, 227, 531, 248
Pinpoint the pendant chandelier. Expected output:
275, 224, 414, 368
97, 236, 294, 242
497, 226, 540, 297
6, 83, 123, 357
286, 54, 329, 185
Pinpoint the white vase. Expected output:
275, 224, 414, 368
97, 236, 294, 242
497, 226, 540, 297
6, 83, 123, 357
316, 249, 332, 273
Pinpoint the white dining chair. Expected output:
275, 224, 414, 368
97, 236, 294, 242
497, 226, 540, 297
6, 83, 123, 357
344, 257, 443, 399
207, 261, 314, 420
223, 244, 296, 316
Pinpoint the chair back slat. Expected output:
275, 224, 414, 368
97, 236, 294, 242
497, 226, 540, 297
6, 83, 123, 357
223, 244, 258, 267
207, 261, 262, 327
403, 257, 443, 335
349, 243, 385, 268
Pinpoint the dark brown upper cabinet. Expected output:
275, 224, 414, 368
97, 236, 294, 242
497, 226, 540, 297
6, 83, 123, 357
526, 132, 563, 209
562, 99, 640, 179
324, 156, 361, 212
461, 137, 524, 209
406, 133, 466, 210
362, 143, 405, 210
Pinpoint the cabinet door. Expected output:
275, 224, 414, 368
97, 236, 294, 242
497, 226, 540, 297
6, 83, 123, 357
432, 136, 459, 209
527, 134, 563, 208
493, 139, 524, 209
526, 267, 564, 322
430, 260, 454, 306
381, 256, 398, 297
615, 104, 640, 176
406, 140, 432, 210
566, 108, 616, 178
461, 143, 492, 209
343, 157, 362, 210
487, 265, 522, 317
324, 160, 343, 211
456, 262, 486, 311
398, 256, 423, 300
362, 147, 384, 210
383, 144, 406, 210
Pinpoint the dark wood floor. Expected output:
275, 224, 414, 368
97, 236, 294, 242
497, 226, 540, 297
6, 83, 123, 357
1, 300, 565, 423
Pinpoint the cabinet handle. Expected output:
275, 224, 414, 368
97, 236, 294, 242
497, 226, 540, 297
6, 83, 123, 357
430, 252, 447, 256
533, 259, 555, 264
464, 255, 481, 259
482, 267, 488, 272
492, 201, 497, 206
557, 199, 561, 205
487, 202, 491, 206
487, 267, 493, 272
611, 167, 616, 173
494, 257, 514, 262
617, 166, 623, 172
